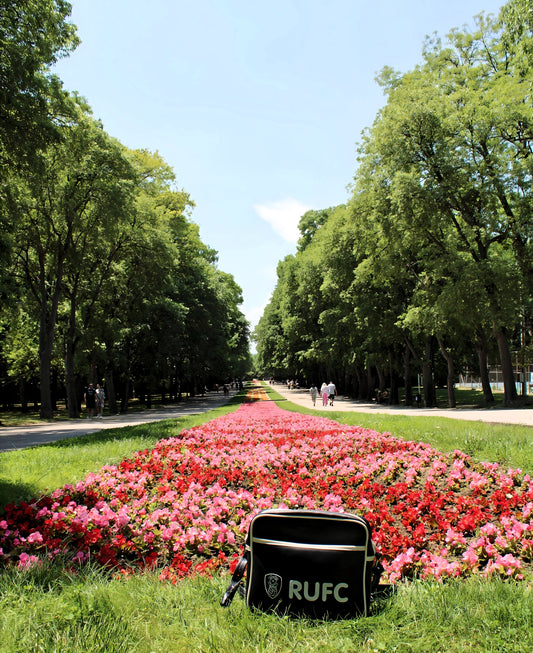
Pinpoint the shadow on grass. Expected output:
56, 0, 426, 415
0, 478, 40, 509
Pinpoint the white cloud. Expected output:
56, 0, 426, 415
253, 198, 311, 243
245, 303, 268, 330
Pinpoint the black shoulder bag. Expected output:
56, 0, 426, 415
221, 509, 384, 619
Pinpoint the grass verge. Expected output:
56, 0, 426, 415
0, 400, 242, 510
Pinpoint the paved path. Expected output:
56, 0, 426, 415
271, 383, 533, 427
0, 391, 236, 452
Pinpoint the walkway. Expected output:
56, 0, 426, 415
0, 391, 236, 452
271, 383, 533, 427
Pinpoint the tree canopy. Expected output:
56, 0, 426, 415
0, 0, 251, 416
255, 0, 533, 407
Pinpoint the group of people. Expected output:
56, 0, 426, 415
309, 381, 337, 407
84, 382, 105, 418
286, 379, 300, 389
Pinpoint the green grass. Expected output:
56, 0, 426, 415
0, 563, 532, 652
419, 386, 529, 409
2, 383, 533, 651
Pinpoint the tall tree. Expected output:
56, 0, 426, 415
361, 10, 527, 404
1, 1, 78, 306
10, 105, 136, 418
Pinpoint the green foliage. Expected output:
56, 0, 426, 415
2, 114, 250, 414
1, 7, 250, 415
255, 1, 533, 409
297, 206, 337, 251
0, 0, 79, 164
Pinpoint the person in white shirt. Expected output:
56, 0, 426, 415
95, 383, 106, 418
327, 381, 337, 406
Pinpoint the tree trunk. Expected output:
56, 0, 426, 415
353, 370, 360, 398
376, 367, 386, 392
437, 336, 456, 408
39, 317, 55, 419
403, 344, 413, 405
389, 352, 399, 405
64, 316, 80, 418
406, 335, 428, 405
423, 335, 436, 408
354, 365, 365, 400
520, 316, 527, 397
494, 326, 518, 406
37, 250, 65, 419
366, 366, 377, 401
64, 291, 81, 417
475, 326, 494, 404
105, 367, 117, 414
51, 368, 58, 411
64, 343, 79, 418
120, 378, 130, 413
19, 380, 28, 413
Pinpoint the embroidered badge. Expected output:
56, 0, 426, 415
264, 573, 282, 599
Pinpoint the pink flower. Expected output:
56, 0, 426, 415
1, 399, 532, 584
462, 548, 479, 566
27, 531, 43, 545
17, 552, 40, 570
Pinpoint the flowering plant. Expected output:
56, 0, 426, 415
1, 400, 532, 583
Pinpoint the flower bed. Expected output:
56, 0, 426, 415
1, 401, 532, 583
244, 386, 270, 402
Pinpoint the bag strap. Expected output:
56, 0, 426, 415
220, 551, 249, 607
371, 552, 384, 592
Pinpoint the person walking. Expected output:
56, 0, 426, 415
96, 383, 106, 418
327, 381, 337, 407
309, 384, 317, 406
84, 382, 96, 419
320, 382, 329, 407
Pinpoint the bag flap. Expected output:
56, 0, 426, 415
249, 509, 372, 549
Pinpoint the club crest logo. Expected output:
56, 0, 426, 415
264, 573, 282, 599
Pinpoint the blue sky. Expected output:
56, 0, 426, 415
53, 0, 505, 339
